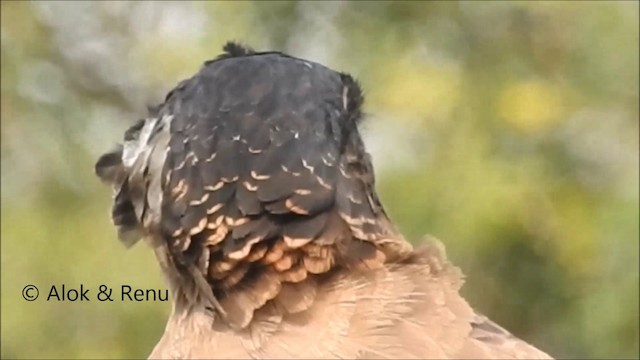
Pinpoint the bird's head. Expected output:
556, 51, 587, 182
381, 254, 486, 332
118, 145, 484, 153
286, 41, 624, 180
95, 41, 410, 327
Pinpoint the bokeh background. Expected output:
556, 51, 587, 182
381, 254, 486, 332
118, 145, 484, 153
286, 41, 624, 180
1, 1, 638, 359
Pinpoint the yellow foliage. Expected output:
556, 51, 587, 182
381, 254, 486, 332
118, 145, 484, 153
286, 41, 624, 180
550, 190, 599, 279
498, 80, 566, 134
372, 56, 461, 122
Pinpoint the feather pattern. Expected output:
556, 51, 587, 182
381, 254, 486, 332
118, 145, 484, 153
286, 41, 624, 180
95, 41, 553, 360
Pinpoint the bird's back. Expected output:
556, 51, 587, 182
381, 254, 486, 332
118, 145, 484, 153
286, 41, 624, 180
149, 237, 552, 359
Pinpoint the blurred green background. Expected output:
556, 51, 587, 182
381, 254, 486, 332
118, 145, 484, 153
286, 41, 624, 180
1, 1, 638, 359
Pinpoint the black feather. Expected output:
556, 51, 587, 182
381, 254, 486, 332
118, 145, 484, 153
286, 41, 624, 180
282, 212, 328, 241
222, 41, 255, 57
94, 146, 124, 184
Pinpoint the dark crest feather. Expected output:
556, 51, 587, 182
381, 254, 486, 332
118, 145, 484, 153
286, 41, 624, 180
222, 41, 256, 58
339, 72, 364, 127
95, 145, 124, 184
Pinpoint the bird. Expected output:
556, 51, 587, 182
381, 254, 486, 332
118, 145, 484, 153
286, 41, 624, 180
95, 41, 554, 359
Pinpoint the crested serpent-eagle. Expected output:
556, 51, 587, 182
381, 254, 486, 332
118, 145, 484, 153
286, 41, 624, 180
95, 42, 553, 359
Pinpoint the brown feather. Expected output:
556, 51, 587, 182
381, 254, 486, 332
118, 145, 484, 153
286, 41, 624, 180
150, 237, 553, 359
